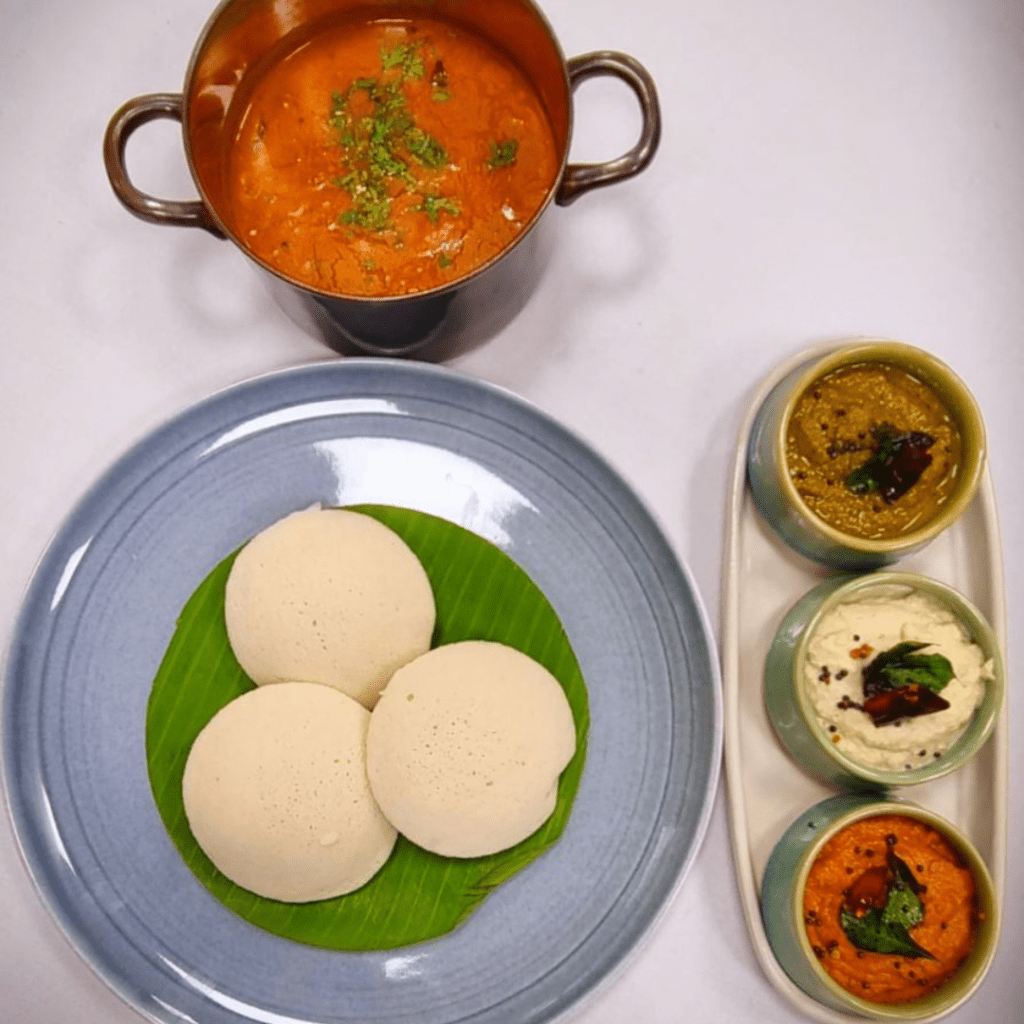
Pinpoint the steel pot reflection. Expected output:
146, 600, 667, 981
103, 0, 661, 356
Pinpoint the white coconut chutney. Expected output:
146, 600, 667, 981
803, 589, 992, 771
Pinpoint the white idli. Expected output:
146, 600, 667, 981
366, 640, 577, 858
182, 681, 397, 902
224, 507, 435, 708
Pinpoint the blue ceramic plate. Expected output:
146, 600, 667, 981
2, 360, 721, 1024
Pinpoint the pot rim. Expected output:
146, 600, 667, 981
772, 339, 987, 555
790, 570, 1004, 787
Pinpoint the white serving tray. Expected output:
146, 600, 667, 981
721, 342, 1008, 1023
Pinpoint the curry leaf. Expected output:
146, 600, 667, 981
840, 906, 934, 959
863, 641, 954, 698
861, 640, 954, 726
840, 852, 934, 959
844, 424, 934, 503
882, 853, 926, 930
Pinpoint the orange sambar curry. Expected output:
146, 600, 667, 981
225, 15, 559, 297
803, 814, 979, 1005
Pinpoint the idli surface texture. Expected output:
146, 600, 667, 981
224, 507, 435, 708
182, 681, 397, 902
366, 640, 577, 858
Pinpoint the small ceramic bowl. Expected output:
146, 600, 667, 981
764, 571, 1003, 790
747, 340, 986, 569
761, 794, 999, 1020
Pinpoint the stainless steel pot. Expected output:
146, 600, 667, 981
104, 0, 661, 356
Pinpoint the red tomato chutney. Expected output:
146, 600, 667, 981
224, 15, 559, 297
802, 814, 979, 1004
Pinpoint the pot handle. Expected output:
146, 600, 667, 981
557, 51, 662, 206
103, 93, 226, 238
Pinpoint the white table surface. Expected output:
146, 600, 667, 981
2, 0, 1021, 1020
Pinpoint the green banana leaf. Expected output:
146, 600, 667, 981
146, 505, 589, 950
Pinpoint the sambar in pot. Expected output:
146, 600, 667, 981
104, 0, 661, 355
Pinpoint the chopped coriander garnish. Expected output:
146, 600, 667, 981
487, 138, 518, 169
380, 42, 425, 79
405, 127, 447, 168
418, 194, 460, 223
338, 195, 391, 233
438, 253, 453, 269
328, 41, 451, 233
